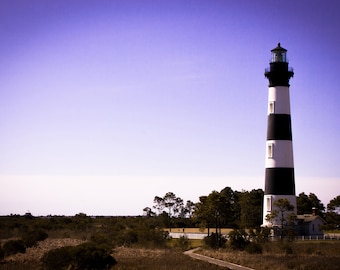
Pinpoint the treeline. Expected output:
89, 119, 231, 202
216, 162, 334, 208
145, 187, 340, 230
144, 188, 263, 229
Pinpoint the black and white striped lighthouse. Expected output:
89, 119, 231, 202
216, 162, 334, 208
262, 43, 297, 227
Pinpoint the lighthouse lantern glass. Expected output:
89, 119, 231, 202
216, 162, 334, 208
271, 50, 287, 63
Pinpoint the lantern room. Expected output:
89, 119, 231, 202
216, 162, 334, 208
271, 43, 287, 63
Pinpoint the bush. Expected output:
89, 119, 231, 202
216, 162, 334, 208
245, 242, 262, 254
133, 224, 168, 248
0, 247, 4, 260
41, 242, 117, 270
41, 245, 74, 269
72, 242, 117, 269
22, 229, 48, 247
90, 233, 113, 247
281, 243, 294, 255
228, 229, 249, 250
203, 233, 226, 249
174, 236, 190, 251
118, 229, 138, 247
3, 239, 26, 255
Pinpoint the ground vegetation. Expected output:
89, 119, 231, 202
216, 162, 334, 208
0, 188, 339, 269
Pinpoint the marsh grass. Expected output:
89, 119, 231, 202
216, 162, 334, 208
198, 241, 340, 270
112, 247, 222, 270
0, 239, 221, 270
1, 237, 340, 270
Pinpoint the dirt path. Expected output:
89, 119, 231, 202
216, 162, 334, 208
184, 248, 255, 270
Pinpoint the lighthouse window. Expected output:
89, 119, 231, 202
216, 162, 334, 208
272, 52, 287, 62
267, 143, 273, 158
267, 197, 272, 211
269, 101, 275, 114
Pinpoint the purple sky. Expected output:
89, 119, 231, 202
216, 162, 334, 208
1, 0, 339, 216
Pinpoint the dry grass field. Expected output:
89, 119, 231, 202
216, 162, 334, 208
0, 238, 85, 270
1, 238, 340, 269
0, 239, 222, 270
112, 247, 223, 270
198, 241, 340, 270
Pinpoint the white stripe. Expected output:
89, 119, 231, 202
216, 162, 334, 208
265, 140, 294, 168
268, 86, 291, 115
262, 194, 297, 227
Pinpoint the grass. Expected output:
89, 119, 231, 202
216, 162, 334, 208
0, 246, 225, 270
167, 238, 203, 249
1, 236, 340, 269
197, 240, 340, 270
112, 247, 223, 270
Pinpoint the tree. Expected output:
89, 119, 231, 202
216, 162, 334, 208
297, 192, 325, 215
324, 195, 340, 230
142, 207, 155, 218
308, 193, 325, 213
193, 188, 234, 243
153, 192, 184, 229
297, 192, 311, 215
179, 200, 195, 219
327, 195, 340, 213
153, 192, 184, 218
194, 195, 211, 231
266, 198, 296, 238
236, 189, 263, 228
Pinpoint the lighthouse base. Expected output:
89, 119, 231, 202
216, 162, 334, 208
262, 194, 297, 227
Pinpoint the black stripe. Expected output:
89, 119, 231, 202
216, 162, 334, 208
265, 168, 295, 195
267, 114, 292, 140
265, 62, 294, 87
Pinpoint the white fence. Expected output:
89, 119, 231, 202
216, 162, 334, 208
295, 234, 340, 241
168, 232, 208, 239
169, 232, 340, 241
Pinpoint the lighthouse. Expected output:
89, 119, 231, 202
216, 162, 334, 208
262, 43, 297, 227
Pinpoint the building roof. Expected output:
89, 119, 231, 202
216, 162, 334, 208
271, 43, 287, 52
297, 214, 326, 224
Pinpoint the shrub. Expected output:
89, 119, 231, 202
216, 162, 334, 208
281, 243, 294, 255
134, 224, 168, 248
174, 236, 190, 251
119, 229, 138, 246
245, 242, 262, 254
41, 245, 74, 269
41, 242, 117, 270
255, 226, 271, 242
3, 239, 26, 255
203, 233, 226, 249
22, 229, 48, 247
72, 242, 117, 269
90, 233, 113, 247
0, 247, 4, 260
228, 229, 249, 250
